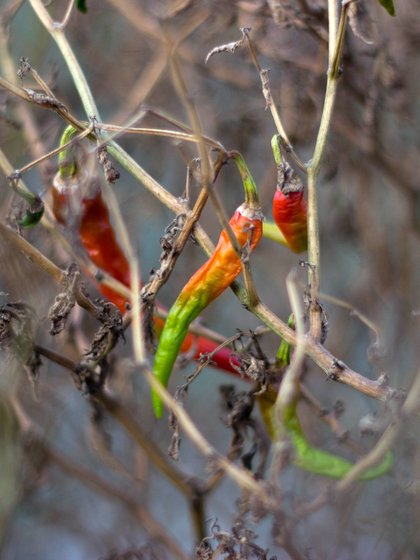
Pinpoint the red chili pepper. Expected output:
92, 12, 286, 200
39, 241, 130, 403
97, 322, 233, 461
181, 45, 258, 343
271, 135, 307, 254
152, 152, 263, 417
51, 126, 241, 376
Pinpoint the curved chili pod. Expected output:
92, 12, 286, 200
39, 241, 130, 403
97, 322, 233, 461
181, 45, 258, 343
258, 331, 393, 479
152, 203, 263, 417
282, 400, 393, 479
152, 152, 263, 418
271, 135, 307, 254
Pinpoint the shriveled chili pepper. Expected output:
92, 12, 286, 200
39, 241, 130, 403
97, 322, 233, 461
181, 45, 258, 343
271, 135, 308, 254
52, 126, 241, 377
152, 152, 264, 418
258, 330, 392, 479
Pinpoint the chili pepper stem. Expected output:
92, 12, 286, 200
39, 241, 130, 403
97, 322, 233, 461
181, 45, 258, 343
227, 151, 259, 209
59, 125, 79, 178
271, 134, 283, 167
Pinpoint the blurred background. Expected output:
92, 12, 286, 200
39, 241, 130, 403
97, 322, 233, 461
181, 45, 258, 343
0, 0, 419, 558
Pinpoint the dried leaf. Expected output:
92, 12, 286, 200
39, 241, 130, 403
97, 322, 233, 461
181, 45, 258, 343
85, 300, 124, 363
205, 27, 251, 64
97, 147, 120, 184
24, 88, 67, 111
48, 264, 79, 335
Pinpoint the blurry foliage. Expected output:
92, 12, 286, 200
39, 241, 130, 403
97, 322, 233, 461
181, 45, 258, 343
0, 0, 419, 559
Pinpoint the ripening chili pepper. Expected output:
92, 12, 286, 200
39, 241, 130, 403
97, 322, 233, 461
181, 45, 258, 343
258, 330, 392, 479
152, 151, 264, 418
271, 135, 307, 254
52, 126, 131, 311
52, 126, 242, 377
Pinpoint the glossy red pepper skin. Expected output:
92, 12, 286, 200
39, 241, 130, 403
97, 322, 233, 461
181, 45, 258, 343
272, 187, 307, 254
152, 203, 263, 417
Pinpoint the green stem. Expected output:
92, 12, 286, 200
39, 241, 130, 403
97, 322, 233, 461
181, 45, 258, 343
58, 125, 78, 178
306, 2, 349, 338
228, 151, 259, 208
271, 134, 283, 167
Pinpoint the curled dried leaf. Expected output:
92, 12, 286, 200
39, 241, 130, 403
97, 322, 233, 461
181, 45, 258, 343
0, 301, 40, 388
205, 27, 251, 64
220, 385, 269, 477
97, 147, 120, 184
276, 161, 303, 195
48, 264, 79, 335
84, 300, 124, 364
24, 88, 67, 111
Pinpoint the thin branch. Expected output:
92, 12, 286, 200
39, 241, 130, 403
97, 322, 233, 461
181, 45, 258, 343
33, 344, 198, 500
306, 1, 349, 340
244, 29, 306, 172
250, 299, 396, 402
167, 44, 261, 308
0, 75, 85, 131
25, 0, 400, 407
99, 123, 223, 151
142, 364, 278, 510
141, 153, 226, 307
20, 425, 188, 560
316, 289, 384, 349
53, 0, 76, 30
297, 367, 420, 518
13, 125, 93, 176
271, 269, 306, 475
0, 222, 97, 317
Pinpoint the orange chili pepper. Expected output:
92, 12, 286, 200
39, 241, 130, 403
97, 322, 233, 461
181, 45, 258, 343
152, 152, 263, 417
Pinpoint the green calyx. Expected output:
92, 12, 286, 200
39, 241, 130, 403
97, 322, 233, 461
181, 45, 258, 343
228, 151, 259, 208
271, 134, 283, 167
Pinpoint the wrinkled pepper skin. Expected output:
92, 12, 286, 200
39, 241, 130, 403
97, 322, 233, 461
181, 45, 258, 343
272, 187, 307, 254
152, 203, 263, 417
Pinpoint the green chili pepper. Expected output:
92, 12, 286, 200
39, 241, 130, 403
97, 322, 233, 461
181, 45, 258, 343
259, 330, 393, 479
18, 194, 44, 228
282, 399, 393, 479
152, 152, 264, 418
